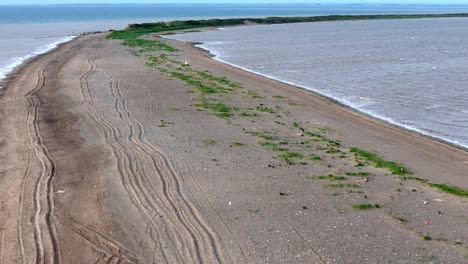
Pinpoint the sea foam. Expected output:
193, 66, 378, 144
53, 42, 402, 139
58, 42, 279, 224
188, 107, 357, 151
0, 36, 76, 82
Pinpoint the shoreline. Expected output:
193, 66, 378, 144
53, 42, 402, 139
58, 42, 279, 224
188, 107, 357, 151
2, 19, 467, 152
0, 35, 77, 84
165, 34, 468, 153
0, 29, 466, 263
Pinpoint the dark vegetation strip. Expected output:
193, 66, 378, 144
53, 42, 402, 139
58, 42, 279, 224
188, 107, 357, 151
107, 13, 468, 41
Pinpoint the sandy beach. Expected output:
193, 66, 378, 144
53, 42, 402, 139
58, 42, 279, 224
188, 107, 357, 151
0, 31, 467, 263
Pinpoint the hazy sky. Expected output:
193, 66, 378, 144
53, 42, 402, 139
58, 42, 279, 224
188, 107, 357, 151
1, 1, 467, 5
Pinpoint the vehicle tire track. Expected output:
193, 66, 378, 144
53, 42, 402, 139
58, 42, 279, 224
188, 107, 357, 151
16, 152, 31, 264
54, 212, 152, 264
24, 54, 65, 264
95, 57, 230, 263
78, 53, 182, 263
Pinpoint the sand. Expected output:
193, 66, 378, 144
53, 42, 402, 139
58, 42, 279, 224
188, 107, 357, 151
0, 32, 466, 263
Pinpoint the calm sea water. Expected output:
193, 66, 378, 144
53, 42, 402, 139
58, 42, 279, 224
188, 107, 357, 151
167, 18, 468, 148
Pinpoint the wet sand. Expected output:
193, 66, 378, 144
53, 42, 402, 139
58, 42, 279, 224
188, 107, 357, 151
0, 33, 467, 263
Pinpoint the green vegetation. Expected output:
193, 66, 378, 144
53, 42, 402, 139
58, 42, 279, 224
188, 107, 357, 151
256, 106, 275, 113
352, 203, 380, 210
197, 100, 235, 118
122, 38, 176, 52
422, 235, 432, 241
280, 152, 304, 159
308, 155, 322, 161
158, 120, 175, 127
202, 139, 217, 146
249, 132, 278, 141
108, 14, 468, 42
196, 71, 240, 89
429, 183, 468, 197
350, 147, 412, 175
170, 72, 232, 94
327, 183, 360, 188
272, 95, 285, 99
396, 217, 408, 223
272, 146, 288, 152
239, 112, 257, 117
346, 172, 370, 177
399, 176, 428, 183
230, 142, 245, 147
326, 148, 341, 154
307, 175, 346, 181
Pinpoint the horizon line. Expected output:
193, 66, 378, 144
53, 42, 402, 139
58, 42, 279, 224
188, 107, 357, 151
2, 3, 468, 6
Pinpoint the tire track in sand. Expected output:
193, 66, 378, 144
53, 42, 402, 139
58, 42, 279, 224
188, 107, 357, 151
79, 53, 182, 263
97, 61, 228, 263
24, 55, 64, 264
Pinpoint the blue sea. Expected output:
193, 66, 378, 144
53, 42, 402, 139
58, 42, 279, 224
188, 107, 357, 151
1, 4, 468, 148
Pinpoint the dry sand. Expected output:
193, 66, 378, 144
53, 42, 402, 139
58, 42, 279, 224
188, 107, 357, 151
0, 33, 467, 263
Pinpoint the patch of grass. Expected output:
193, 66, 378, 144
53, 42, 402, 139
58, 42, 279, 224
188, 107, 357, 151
352, 203, 380, 210
122, 38, 177, 52
428, 183, 468, 197
293, 122, 305, 132
317, 127, 334, 133
170, 72, 229, 94
346, 172, 370, 177
275, 121, 285, 125
272, 146, 288, 152
393, 215, 408, 222
249, 132, 278, 141
157, 120, 175, 127
399, 176, 429, 183
239, 112, 257, 117
197, 99, 234, 118
196, 71, 240, 88
326, 148, 341, 154
350, 147, 412, 175
256, 106, 275, 113
305, 131, 323, 138
327, 183, 360, 188
202, 139, 216, 146
422, 235, 432, 241
308, 155, 322, 161
230, 142, 244, 147
272, 95, 285, 99
307, 175, 346, 181
258, 141, 277, 147
280, 152, 304, 159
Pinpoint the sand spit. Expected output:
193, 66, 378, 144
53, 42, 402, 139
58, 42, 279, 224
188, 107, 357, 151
0, 33, 466, 263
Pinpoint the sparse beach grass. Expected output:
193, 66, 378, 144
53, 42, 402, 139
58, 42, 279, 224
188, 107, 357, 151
350, 147, 412, 175
352, 204, 380, 210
